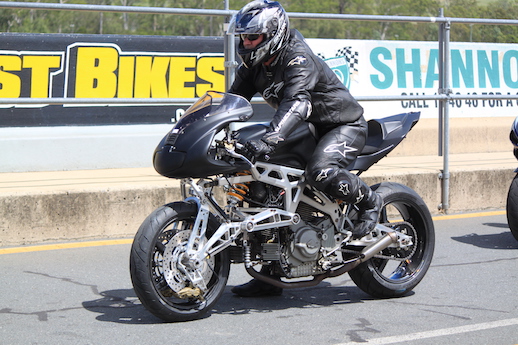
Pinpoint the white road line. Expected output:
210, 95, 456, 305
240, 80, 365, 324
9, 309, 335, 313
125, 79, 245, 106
335, 318, 518, 345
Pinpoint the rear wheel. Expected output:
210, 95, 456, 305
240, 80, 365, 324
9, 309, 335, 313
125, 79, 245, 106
130, 202, 230, 322
506, 174, 518, 241
348, 182, 435, 298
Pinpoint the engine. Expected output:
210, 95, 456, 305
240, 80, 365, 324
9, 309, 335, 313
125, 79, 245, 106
227, 176, 338, 278
258, 216, 337, 278
282, 223, 323, 277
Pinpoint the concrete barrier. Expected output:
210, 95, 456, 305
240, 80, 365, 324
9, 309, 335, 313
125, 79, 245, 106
387, 117, 514, 156
362, 169, 515, 214
0, 187, 181, 246
1, 151, 515, 247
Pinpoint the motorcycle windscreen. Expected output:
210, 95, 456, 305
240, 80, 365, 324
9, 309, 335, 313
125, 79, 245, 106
153, 92, 254, 178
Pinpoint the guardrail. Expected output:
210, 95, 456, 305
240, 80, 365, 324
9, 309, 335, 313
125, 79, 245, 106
1, 0, 517, 212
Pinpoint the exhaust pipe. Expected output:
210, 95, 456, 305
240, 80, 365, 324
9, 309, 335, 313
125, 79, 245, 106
246, 232, 399, 289
359, 231, 398, 262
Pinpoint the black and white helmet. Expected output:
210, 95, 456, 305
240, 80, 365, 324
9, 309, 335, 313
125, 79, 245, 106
228, 0, 290, 68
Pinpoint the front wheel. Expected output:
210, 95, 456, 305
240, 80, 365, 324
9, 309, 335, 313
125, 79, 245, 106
130, 202, 230, 322
506, 174, 518, 241
348, 182, 435, 298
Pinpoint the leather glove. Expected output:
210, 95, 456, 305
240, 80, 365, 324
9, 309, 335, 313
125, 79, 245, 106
245, 139, 274, 159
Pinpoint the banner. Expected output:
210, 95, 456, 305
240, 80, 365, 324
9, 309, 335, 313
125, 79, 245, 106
310, 39, 518, 119
1, 33, 517, 127
0, 33, 226, 127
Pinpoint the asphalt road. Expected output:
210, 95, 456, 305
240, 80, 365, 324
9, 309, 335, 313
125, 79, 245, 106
1, 210, 517, 345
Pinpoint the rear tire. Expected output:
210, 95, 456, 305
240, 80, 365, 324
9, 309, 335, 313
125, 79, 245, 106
348, 182, 435, 298
130, 202, 230, 322
506, 174, 518, 241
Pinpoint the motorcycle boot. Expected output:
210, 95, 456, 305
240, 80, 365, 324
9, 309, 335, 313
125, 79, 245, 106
231, 266, 282, 297
328, 172, 383, 239
354, 186, 383, 239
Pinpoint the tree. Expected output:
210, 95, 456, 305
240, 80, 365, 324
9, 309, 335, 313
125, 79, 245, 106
0, 0, 516, 43
479, 0, 518, 43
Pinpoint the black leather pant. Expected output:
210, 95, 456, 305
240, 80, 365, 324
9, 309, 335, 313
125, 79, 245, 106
305, 116, 368, 203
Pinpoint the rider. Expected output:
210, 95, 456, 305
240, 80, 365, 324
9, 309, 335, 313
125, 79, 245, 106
227, 0, 383, 297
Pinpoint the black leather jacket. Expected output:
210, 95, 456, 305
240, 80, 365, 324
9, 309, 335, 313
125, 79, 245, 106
229, 29, 364, 145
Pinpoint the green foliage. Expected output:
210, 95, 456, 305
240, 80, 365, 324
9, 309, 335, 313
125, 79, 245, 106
478, 0, 518, 42
0, 0, 516, 42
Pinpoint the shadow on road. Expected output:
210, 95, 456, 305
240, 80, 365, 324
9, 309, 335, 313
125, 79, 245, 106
212, 282, 375, 316
451, 225, 518, 250
82, 288, 162, 324
82, 282, 386, 324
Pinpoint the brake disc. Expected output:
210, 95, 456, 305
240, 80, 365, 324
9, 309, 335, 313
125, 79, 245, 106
162, 230, 215, 294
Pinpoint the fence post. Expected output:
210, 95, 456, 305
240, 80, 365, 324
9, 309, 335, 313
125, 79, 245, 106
438, 9, 444, 157
438, 14, 452, 213
223, 0, 237, 91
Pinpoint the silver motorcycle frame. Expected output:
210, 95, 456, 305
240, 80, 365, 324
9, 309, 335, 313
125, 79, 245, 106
179, 149, 413, 292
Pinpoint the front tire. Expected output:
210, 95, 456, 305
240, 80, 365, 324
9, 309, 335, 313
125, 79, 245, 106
506, 174, 518, 241
348, 182, 435, 298
130, 202, 230, 322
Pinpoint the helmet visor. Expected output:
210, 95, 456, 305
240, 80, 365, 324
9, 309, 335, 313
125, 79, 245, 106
240, 33, 263, 41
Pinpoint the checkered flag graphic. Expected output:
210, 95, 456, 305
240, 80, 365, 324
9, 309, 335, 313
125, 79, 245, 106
337, 47, 359, 72
317, 47, 359, 72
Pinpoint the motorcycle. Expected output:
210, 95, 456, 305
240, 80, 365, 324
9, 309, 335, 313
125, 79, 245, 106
505, 117, 518, 241
129, 91, 435, 322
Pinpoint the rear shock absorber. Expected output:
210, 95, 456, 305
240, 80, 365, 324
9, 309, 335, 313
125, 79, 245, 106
227, 171, 251, 205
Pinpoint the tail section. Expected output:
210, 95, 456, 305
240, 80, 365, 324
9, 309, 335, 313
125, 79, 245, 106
348, 112, 420, 173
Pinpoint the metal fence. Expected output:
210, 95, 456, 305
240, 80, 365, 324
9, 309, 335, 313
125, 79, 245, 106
1, 0, 518, 212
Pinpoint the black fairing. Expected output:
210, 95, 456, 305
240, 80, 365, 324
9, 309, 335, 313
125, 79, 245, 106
153, 92, 254, 178
348, 111, 420, 172
153, 91, 420, 179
